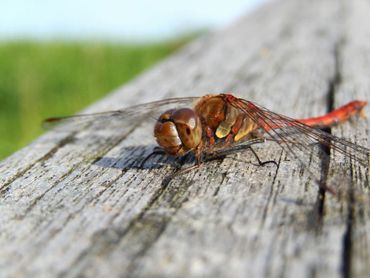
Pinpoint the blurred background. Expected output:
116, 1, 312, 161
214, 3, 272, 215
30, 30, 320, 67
0, 0, 266, 160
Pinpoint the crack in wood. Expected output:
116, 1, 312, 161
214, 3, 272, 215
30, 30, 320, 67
325, 3, 356, 276
342, 180, 354, 278
314, 2, 346, 222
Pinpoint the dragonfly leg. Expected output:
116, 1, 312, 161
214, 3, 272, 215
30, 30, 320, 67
161, 140, 278, 187
248, 147, 278, 167
205, 126, 216, 145
161, 145, 204, 186
205, 138, 278, 167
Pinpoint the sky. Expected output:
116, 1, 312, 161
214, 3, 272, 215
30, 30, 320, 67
0, 0, 267, 41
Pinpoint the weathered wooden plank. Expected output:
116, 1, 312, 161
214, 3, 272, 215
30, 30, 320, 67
334, 1, 370, 277
0, 0, 369, 277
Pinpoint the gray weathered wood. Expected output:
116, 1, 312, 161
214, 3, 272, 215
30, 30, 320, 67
0, 0, 369, 277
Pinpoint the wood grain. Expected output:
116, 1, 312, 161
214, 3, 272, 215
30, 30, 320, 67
0, 0, 369, 277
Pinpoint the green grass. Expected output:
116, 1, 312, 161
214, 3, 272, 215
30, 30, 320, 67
0, 37, 192, 160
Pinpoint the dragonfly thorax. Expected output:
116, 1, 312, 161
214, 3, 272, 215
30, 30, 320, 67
154, 108, 202, 156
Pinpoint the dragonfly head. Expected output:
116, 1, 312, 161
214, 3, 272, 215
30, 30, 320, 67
154, 108, 202, 156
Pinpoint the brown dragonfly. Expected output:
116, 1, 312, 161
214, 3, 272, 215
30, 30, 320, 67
45, 93, 369, 194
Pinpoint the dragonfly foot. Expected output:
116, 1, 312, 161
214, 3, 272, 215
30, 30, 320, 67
249, 147, 278, 168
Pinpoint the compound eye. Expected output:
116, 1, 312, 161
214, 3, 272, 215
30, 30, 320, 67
154, 120, 182, 155
153, 108, 203, 156
171, 108, 202, 150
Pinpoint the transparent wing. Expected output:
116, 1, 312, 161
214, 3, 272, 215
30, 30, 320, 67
228, 97, 369, 193
43, 96, 199, 132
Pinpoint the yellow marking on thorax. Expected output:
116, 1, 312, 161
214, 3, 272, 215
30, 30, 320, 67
215, 106, 239, 138
215, 105, 257, 142
234, 118, 257, 141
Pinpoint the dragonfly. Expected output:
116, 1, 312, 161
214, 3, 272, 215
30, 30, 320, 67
45, 93, 369, 194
